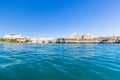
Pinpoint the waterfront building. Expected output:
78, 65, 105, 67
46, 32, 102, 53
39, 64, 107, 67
30, 38, 55, 43
69, 33, 82, 40
82, 34, 93, 39
69, 33, 92, 40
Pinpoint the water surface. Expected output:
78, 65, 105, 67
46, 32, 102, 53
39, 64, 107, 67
0, 44, 120, 80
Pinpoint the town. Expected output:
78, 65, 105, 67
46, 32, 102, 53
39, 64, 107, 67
0, 33, 120, 44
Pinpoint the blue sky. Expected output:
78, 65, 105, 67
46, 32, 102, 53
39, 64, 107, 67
0, 0, 120, 38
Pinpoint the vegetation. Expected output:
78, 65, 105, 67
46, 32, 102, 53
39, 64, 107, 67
0, 38, 31, 43
24, 39, 31, 43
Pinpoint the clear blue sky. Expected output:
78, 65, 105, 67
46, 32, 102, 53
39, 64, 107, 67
0, 0, 120, 38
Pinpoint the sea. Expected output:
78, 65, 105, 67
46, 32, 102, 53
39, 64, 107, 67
0, 44, 120, 80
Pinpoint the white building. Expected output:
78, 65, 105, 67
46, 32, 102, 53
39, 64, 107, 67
82, 34, 92, 39
69, 33, 92, 40
69, 33, 82, 39
30, 38, 55, 43
4, 34, 27, 39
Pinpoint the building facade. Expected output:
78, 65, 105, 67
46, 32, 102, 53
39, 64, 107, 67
69, 33, 92, 40
30, 38, 56, 43
82, 34, 92, 39
69, 33, 83, 40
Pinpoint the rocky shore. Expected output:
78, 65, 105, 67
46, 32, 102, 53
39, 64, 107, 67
55, 37, 120, 44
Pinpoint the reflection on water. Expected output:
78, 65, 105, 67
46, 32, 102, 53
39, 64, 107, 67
0, 44, 120, 80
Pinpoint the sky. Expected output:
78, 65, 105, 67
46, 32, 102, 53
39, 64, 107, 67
0, 0, 120, 38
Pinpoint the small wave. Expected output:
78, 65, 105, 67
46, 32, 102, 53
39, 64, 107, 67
0, 55, 12, 59
0, 60, 21, 69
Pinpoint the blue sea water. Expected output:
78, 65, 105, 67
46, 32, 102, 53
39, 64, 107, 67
0, 44, 120, 80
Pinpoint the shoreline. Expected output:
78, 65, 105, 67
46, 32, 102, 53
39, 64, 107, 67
0, 36, 120, 44
0, 42, 120, 44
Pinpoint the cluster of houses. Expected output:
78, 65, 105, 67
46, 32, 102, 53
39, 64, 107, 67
3, 33, 120, 43
4, 34, 28, 39
3, 34, 56, 43
3, 34, 29, 43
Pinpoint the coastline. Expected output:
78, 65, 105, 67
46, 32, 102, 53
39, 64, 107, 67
1, 36, 120, 44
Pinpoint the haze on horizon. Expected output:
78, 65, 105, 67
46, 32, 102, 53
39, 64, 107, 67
0, 0, 120, 38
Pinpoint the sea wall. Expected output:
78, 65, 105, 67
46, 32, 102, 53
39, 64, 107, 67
56, 37, 120, 44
